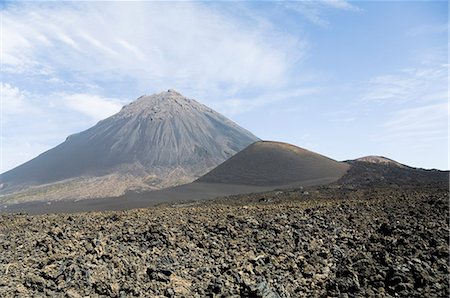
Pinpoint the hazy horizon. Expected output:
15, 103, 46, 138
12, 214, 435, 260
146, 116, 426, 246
1, 1, 448, 171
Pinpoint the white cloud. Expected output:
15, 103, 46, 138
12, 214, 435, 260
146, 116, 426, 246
0, 136, 50, 174
284, 0, 361, 27
216, 87, 318, 116
375, 103, 448, 169
321, 0, 361, 11
1, 83, 27, 117
362, 63, 448, 104
1, 82, 123, 123
0, 82, 128, 172
361, 56, 448, 169
0, 84, 31, 171
407, 23, 448, 37
2, 2, 304, 92
62, 93, 125, 122
382, 103, 448, 143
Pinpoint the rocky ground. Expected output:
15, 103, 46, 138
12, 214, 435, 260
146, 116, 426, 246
0, 181, 448, 297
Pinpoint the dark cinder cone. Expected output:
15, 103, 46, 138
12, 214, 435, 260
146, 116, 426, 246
198, 141, 349, 186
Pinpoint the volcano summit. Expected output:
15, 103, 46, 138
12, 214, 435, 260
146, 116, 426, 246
0, 90, 259, 203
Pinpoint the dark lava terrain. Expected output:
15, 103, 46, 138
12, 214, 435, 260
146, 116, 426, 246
0, 169, 448, 297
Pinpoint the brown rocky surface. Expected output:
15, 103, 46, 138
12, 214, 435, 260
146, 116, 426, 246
0, 180, 448, 297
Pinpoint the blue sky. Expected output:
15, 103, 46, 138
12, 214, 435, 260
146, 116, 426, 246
1, 0, 448, 171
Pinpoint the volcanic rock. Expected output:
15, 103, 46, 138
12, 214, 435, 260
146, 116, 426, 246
0, 180, 448, 297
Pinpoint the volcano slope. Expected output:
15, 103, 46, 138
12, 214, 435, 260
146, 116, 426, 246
198, 141, 350, 186
2, 141, 352, 215
0, 167, 448, 297
0, 90, 258, 203
2, 141, 446, 217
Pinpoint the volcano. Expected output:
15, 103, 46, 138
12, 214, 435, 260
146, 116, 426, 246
0, 90, 259, 203
198, 141, 350, 186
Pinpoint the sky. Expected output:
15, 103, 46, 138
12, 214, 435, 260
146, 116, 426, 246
0, 0, 448, 171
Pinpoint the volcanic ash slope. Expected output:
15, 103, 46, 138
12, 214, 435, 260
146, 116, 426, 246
0, 90, 259, 203
198, 141, 350, 187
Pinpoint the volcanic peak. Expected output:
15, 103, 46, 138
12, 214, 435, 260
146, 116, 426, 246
117, 89, 210, 119
252, 141, 318, 155
356, 156, 405, 168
